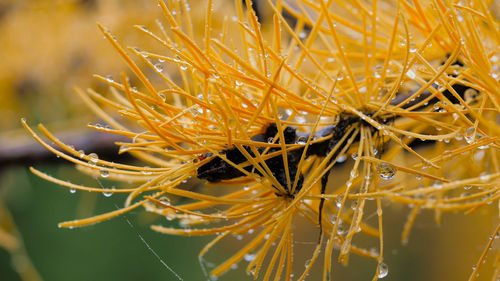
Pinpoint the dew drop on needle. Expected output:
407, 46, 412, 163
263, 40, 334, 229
376, 163, 396, 180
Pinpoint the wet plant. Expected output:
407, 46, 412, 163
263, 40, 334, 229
23, 0, 500, 280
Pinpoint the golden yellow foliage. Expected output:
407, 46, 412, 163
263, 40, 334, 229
23, 0, 500, 280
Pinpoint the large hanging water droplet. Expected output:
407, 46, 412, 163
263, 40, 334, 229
376, 163, 396, 180
378, 262, 389, 278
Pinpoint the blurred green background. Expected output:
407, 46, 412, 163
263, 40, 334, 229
1, 163, 497, 281
0, 164, 211, 281
0, 0, 498, 280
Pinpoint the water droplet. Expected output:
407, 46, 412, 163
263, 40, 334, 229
190, 106, 199, 117
480, 173, 490, 182
88, 153, 99, 166
350, 200, 358, 210
350, 169, 359, 178
406, 69, 416, 79
478, 138, 489, 149
337, 223, 346, 235
244, 254, 256, 261
337, 155, 347, 163
141, 166, 152, 175
464, 127, 475, 144
351, 152, 358, 160
69, 188, 76, 194
433, 181, 443, 189
154, 63, 163, 72
377, 163, 396, 180
159, 196, 171, 206
102, 189, 113, 197
78, 150, 85, 158
100, 169, 110, 178
336, 196, 343, 208
296, 136, 307, 144
464, 88, 479, 102
378, 262, 389, 278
